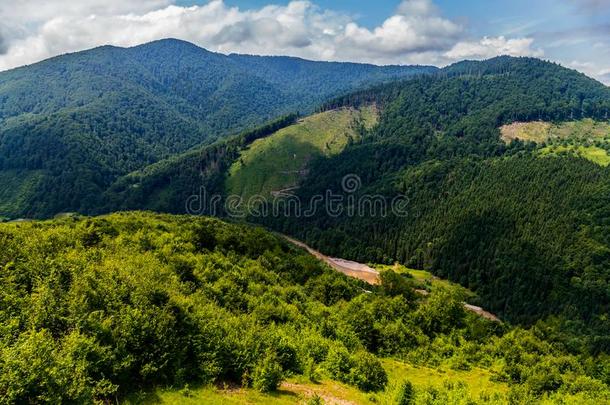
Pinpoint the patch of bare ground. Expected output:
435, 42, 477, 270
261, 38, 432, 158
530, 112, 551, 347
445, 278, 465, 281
500, 121, 551, 143
281, 382, 359, 405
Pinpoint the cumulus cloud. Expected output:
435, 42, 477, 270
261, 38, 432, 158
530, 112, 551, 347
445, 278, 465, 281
445, 36, 544, 60
568, 61, 610, 85
396, 0, 439, 16
0, 0, 544, 71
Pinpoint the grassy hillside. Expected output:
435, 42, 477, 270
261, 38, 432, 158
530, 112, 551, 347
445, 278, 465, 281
540, 145, 610, 166
226, 106, 378, 200
499, 118, 610, 166
101, 115, 299, 214
1, 212, 608, 403
136, 360, 509, 404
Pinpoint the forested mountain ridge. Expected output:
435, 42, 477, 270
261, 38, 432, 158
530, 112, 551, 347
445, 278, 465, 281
99, 55, 610, 340
101, 56, 610, 218
0, 38, 432, 219
262, 57, 610, 340
2, 52, 610, 350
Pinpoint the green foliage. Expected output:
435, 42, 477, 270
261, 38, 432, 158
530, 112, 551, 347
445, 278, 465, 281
347, 351, 388, 392
396, 380, 415, 405
0, 212, 607, 402
251, 352, 284, 393
379, 270, 417, 299
261, 58, 610, 343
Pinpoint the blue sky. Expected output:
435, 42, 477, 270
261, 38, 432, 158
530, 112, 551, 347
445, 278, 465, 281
0, 0, 608, 83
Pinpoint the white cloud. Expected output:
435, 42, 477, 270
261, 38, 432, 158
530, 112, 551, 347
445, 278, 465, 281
0, 0, 545, 71
396, 0, 439, 17
568, 61, 610, 85
445, 36, 544, 60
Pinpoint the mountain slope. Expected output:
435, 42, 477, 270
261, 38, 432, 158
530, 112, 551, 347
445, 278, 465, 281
0, 39, 432, 218
102, 56, 610, 340
264, 57, 610, 337
1, 212, 608, 403
226, 106, 378, 201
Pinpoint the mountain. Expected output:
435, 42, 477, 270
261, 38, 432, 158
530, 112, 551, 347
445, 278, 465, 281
266, 57, 610, 339
100, 56, 610, 344
0, 38, 433, 218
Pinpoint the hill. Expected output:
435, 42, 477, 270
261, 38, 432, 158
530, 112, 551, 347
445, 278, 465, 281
0, 212, 608, 403
100, 106, 378, 214
0, 39, 432, 218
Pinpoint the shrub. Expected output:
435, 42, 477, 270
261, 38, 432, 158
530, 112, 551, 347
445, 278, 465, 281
304, 357, 322, 383
307, 394, 324, 405
396, 380, 415, 405
379, 270, 416, 299
324, 344, 353, 381
347, 352, 388, 392
252, 352, 284, 393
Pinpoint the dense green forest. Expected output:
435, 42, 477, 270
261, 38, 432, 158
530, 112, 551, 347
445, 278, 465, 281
101, 114, 299, 214
262, 57, 610, 337
0, 39, 431, 218
0, 212, 608, 403
82, 57, 610, 343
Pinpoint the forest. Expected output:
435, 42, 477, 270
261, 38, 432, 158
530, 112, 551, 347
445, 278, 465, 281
0, 212, 608, 403
258, 57, 610, 349
0, 39, 430, 219
56, 57, 610, 355
1, 46, 610, 403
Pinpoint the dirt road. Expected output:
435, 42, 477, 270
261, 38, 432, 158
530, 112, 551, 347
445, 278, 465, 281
282, 235, 380, 284
282, 235, 501, 322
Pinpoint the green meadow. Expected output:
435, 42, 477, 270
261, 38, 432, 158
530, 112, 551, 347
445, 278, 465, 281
500, 118, 610, 144
226, 106, 378, 201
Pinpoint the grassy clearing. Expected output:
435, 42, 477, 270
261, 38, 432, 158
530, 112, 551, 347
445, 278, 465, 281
225, 106, 378, 201
500, 119, 610, 144
540, 145, 610, 167
374, 264, 474, 298
129, 359, 508, 405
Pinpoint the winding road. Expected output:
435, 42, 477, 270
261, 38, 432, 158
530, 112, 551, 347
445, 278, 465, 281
282, 235, 501, 322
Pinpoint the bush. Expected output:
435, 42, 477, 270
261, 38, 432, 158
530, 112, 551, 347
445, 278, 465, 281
252, 352, 284, 393
307, 394, 324, 405
347, 352, 388, 392
379, 270, 415, 299
396, 380, 415, 405
304, 357, 322, 383
324, 345, 353, 381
